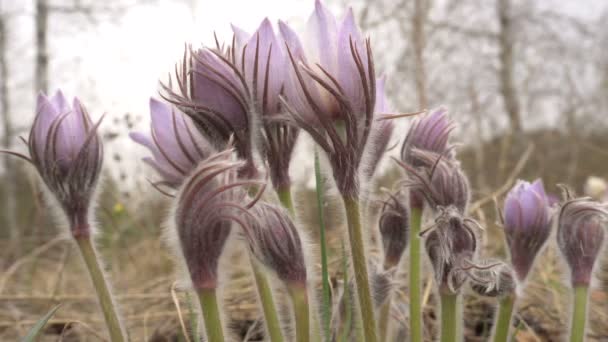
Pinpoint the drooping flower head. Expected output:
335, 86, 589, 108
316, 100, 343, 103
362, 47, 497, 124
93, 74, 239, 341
171, 149, 264, 290
242, 202, 307, 286
130, 98, 215, 188
400, 108, 454, 168
468, 260, 516, 298
394, 149, 470, 214
502, 179, 552, 282
557, 194, 607, 286
281, 1, 386, 198
425, 206, 478, 294
2, 90, 103, 238
378, 190, 409, 269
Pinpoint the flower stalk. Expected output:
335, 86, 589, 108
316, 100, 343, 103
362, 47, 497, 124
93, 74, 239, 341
570, 286, 589, 342
277, 185, 295, 215
439, 293, 458, 342
250, 259, 284, 342
409, 206, 423, 342
377, 299, 392, 342
288, 285, 310, 342
75, 236, 126, 342
197, 288, 225, 342
492, 294, 515, 342
342, 196, 378, 342
315, 149, 331, 342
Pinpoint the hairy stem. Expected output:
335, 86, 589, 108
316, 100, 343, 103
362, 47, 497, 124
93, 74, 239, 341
250, 258, 284, 342
378, 296, 392, 342
315, 150, 331, 341
492, 294, 515, 342
342, 196, 378, 342
409, 206, 423, 342
570, 286, 589, 342
288, 285, 311, 342
75, 237, 125, 342
277, 185, 295, 216
197, 288, 225, 342
440, 293, 458, 342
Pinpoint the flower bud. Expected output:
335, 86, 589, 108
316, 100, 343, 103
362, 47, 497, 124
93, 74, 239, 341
6, 90, 104, 237
468, 260, 516, 298
394, 149, 470, 213
378, 190, 409, 269
400, 108, 454, 168
557, 197, 607, 286
243, 202, 307, 286
171, 149, 263, 290
425, 207, 478, 294
130, 98, 215, 188
503, 179, 552, 282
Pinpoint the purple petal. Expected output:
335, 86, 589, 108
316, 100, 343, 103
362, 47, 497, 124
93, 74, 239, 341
33, 93, 59, 155
337, 8, 367, 113
49, 90, 70, 115
306, 0, 338, 71
231, 24, 251, 53
279, 20, 306, 60
374, 76, 388, 113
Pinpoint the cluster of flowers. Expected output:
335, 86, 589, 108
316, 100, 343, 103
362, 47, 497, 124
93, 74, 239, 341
3, 1, 607, 342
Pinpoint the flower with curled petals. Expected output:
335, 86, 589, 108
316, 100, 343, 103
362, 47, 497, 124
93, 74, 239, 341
502, 179, 552, 282
130, 98, 215, 188
400, 108, 455, 168
2, 90, 103, 237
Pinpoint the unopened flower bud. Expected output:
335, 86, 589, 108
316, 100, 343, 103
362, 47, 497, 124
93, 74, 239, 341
503, 179, 552, 282
172, 149, 263, 290
243, 202, 307, 286
378, 191, 409, 269
400, 108, 454, 168
557, 196, 607, 286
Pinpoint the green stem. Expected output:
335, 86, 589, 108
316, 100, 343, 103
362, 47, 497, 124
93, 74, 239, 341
378, 296, 392, 342
440, 293, 458, 342
314, 150, 331, 342
288, 285, 310, 342
409, 206, 423, 342
277, 185, 295, 216
250, 257, 284, 342
342, 196, 378, 342
197, 288, 225, 342
75, 237, 125, 342
492, 295, 515, 342
570, 286, 589, 342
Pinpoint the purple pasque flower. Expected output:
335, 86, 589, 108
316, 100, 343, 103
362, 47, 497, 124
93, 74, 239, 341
242, 201, 307, 286
502, 179, 552, 282
425, 206, 478, 294
378, 190, 409, 269
163, 19, 299, 182
130, 98, 214, 188
171, 148, 265, 290
2, 90, 103, 237
557, 195, 607, 286
400, 108, 454, 168
394, 149, 470, 214
281, 1, 384, 197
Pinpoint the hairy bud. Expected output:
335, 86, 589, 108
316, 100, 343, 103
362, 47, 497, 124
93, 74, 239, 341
557, 196, 607, 286
400, 108, 454, 168
468, 260, 516, 298
378, 190, 409, 269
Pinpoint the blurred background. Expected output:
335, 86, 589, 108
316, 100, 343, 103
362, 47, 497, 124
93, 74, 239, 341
0, 0, 607, 340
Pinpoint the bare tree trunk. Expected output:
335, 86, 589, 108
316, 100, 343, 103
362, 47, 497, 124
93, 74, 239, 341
412, 0, 428, 109
35, 0, 49, 94
497, 0, 521, 133
0, 12, 17, 239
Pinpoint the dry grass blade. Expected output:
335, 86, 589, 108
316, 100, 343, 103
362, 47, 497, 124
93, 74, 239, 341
170, 282, 191, 342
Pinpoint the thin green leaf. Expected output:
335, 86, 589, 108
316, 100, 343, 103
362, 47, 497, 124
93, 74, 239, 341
315, 149, 331, 342
21, 304, 61, 342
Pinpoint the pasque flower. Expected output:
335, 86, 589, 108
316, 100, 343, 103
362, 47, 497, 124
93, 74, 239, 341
503, 179, 552, 282
2, 90, 103, 237
130, 98, 215, 188
281, 0, 386, 198
163, 19, 300, 183
378, 190, 409, 269
557, 196, 607, 286
171, 149, 264, 290
401, 108, 454, 167
394, 149, 470, 214
242, 202, 307, 286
